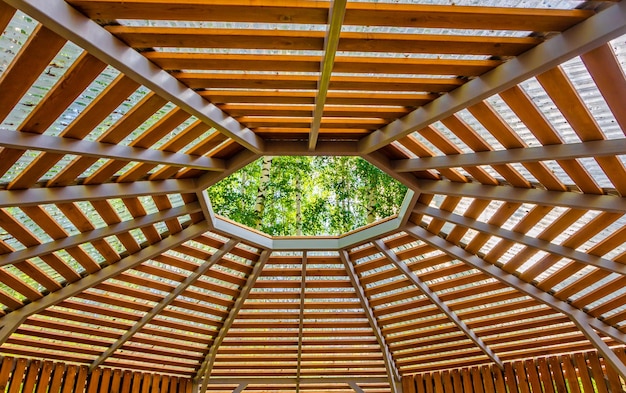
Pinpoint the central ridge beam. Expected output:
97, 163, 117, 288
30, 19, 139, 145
90, 239, 238, 370
339, 250, 401, 393
358, 1, 626, 153
4, 0, 264, 153
403, 224, 626, 380
373, 239, 504, 369
309, 0, 347, 150
197, 250, 271, 392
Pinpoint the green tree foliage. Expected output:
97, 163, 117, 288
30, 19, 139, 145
208, 156, 407, 236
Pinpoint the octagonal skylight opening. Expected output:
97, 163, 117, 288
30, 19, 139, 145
207, 156, 408, 237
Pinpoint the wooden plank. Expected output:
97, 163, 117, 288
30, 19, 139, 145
471, 367, 484, 393
48, 363, 66, 393
503, 363, 518, 393
0, 357, 14, 391
573, 352, 594, 393
560, 355, 581, 393
22, 359, 40, 393
461, 368, 473, 393
75, 366, 89, 393
491, 365, 506, 393
415, 374, 425, 393
602, 353, 624, 393
523, 359, 542, 393
451, 370, 463, 393
587, 351, 609, 393
480, 365, 495, 393
35, 361, 55, 393
60, 365, 78, 393
512, 362, 529, 393
441, 371, 454, 393
131, 372, 142, 393
7, 357, 27, 393
110, 369, 122, 393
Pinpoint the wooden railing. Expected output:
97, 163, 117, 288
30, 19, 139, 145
0, 357, 193, 392
402, 348, 626, 393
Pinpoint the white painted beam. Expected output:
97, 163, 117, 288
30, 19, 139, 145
0, 203, 201, 267
90, 239, 238, 369
309, 0, 347, 151
403, 224, 626, 379
0, 129, 225, 172
339, 250, 401, 393
197, 250, 271, 392
414, 204, 626, 275
392, 139, 626, 172
359, 1, 626, 153
0, 179, 197, 208
0, 221, 211, 344
374, 239, 503, 368
416, 179, 626, 213
4, 0, 264, 153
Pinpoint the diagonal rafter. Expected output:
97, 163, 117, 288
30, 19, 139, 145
0, 179, 197, 208
0, 221, 211, 345
358, 1, 626, 153
0, 203, 201, 267
4, 0, 264, 153
339, 250, 401, 393
415, 179, 626, 213
373, 239, 504, 369
309, 0, 347, 150
296, 252, 307, 393
0, 129, 226, 172
90, 239, 238, 370
403, 224, 626, 379
414, 204, 626, 275
197, 250, 271, 393
392, 138, 626, 173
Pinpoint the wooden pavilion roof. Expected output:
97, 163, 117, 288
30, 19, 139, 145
0, 0, 625, 392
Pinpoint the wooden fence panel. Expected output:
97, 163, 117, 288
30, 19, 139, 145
0, 356, 192, 392
402, 347, 626, 393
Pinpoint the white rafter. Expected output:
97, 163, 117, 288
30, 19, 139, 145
0, 129, 225, 172
309, 0, 347, 150
0, 179, 197, 208
392, 138, 626, 172
4, 0, 264, 153
374, 239, 504, 368
339, 250, 401, 393
90, 239, 238, 370
403, 224, 626, 380
197, 250, 271, 392
358, 1, 626, 153
0, 221, 211, 345
414, 204, 626, 275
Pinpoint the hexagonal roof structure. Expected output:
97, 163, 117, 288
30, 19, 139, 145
0, 0, 625, 392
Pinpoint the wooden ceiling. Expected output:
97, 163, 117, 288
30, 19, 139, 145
0, 0, 625, 392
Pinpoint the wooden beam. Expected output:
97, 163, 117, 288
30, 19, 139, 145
0, 179, 197, 208
232, 384, 247, 393
196, 150, 261, 190
309, 0, 347, 150
339, 250, 401, 393
402, 224, 626, 379
0, 221, 211, 344
264, 141, 359, 156
358, 1, 626, 153
197, 250, 271, 392
415, 179, 626, 213
414, 204, 626, 276
296, 253, 307, 393
0, 203, 201, 267
374, 239, 504, 369
0, 129, 225, 172
392, 138, 626, 172
5, 0, 264, 153
90, 239, 238, 369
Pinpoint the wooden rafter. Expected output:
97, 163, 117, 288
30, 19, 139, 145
403, 224, 626, 380
309, 0, 347, 150
339, 250, 401, 393
197, 250, 271, 392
